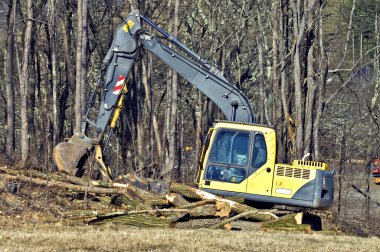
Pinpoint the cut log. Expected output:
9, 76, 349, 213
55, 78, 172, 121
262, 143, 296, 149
91, 213, 173, 228
261, 213, 311, 233
224, 196, 245, 204
0, 166, 282, 228
117, 173, 167, 195
0, 168, 167, 208
64, 209, 189, 220
209, 210, 263, 229
0, 166, 86, 186
166, 193, 190, 207
0, 167, 165, 201
188, 204, 217, 217
0, 173, 155, 211
0, 173, 123, 194
176, 200, 216, 209
170, 182, 202, 200
65, 209, 187, 227
294, 212, 303, 225
89, 180, 166, 206
111, 194, 152, 210
175, 218, 222, 229
171, 182, 275, 221
215, 201, 231, 218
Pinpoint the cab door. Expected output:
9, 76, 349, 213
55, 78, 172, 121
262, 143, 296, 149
200, 129, 250, 193
245, 133, 275, 196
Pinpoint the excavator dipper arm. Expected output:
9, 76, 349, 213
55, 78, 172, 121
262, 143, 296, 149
140, 34, 254, 123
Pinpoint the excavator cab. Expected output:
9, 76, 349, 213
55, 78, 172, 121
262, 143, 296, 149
196, 121, 334, 209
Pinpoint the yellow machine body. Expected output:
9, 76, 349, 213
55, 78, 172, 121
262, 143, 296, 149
196, 121, 334, 209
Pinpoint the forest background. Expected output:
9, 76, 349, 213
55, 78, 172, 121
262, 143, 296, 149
0, 0, 379, 233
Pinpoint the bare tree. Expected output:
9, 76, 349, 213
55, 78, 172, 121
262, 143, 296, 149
48, 0, 58, 146
19, 0, 34, 163
271, 1, 285, 162
75, 0, 89, 131
5, 0, 16, 157
163, 0, 180, 184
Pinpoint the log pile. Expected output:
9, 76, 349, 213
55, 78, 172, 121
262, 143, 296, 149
0, 166, 309, 231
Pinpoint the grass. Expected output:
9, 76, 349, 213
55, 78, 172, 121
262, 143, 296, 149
0, 223, 379, 252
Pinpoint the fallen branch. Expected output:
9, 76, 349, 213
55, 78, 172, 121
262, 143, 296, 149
0, 173, 126, 195
0, 167, 167, 207
64, 208, 189, 220
171, 182, 275, 221
210, 210, 278, 229
175, 199, 216, 209
0, 173, 153, 210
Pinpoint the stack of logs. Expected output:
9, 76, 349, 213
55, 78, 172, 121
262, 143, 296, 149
0, 166, 309, 231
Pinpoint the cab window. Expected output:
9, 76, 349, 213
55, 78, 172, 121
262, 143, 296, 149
252, 134, 267, 168
206, 130, 249, 184
210, 130, 250, 166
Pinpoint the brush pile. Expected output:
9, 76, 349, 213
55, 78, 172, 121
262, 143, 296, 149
0, 166, 310, 231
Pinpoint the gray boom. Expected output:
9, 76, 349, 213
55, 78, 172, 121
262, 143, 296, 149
84, 10, 255, 140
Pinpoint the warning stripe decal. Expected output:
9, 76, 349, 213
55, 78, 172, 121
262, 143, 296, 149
113, 75, 126, 95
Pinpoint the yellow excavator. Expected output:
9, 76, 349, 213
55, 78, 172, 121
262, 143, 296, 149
54, 10, 334, 209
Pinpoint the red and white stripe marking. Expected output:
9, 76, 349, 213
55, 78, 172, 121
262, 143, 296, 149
113, 75, 126, 95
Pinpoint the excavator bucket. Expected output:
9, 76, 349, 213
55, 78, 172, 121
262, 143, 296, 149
53, 133, 113, 181
53, 133, 93, 176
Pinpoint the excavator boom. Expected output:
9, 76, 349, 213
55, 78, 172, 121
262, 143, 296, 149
53, 10, 254, 177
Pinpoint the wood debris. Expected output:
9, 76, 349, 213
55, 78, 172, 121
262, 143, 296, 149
0, 166, 310, 230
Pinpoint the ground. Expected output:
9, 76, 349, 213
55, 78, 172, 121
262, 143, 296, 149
0, 223, 379, 252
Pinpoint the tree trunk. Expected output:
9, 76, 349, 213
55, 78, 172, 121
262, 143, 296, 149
303, 1, 321, 158
303, 42, 316, 156
280, 2, 295, 162
5, 0, 16, 157
140, 2, 156, 172
27, 52, 36, 155
313, 5, 327, 160
163, 0, 179, 186
194, 90, 203, 174
271, 1, 284, 162
169, 0, 180, 179
132, 57, 145, 172
49, 0, 59, 146
19, 0, 34, 163
61, 1, 75, 137
337, 128, 346, 214
256, 2, 265, 125
291, 0, 305, 159
75, 0, 88, 131
371, 13, 380, 111
141, 55, 152, 175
